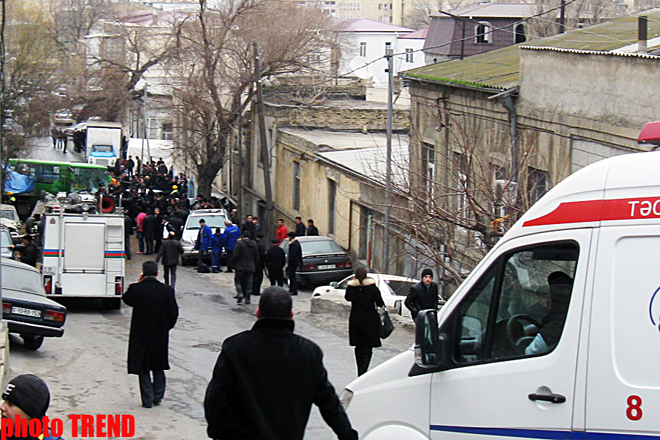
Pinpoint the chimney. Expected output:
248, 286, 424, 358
639, 16, 648, 54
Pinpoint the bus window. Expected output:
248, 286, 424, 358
34, 165, 60, 184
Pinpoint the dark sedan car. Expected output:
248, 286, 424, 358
1, 259, 66, 350
281, 236, 353, 286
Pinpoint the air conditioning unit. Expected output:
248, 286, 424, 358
494, 179, 518, 206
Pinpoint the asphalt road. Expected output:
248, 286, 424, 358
7, 240, 414, 440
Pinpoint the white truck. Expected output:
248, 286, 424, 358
85, 121, 123, 169
341, 151, 660, 439
41, 209, 125, 309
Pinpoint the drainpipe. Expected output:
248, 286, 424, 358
489, 87, 519, 183
639, 16, 648, 54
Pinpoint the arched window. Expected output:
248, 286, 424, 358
514, 23, 526, 43
475, 21, 491, 43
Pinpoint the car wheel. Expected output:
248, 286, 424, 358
22, 335, 44, 350
103, 298, 122, 310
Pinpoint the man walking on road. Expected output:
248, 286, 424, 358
204, 286, 358, 440
286, 231, 302, 296
123, 261, 179, 408
265, 239, 286, 287
231, 231, 259, 304
156, 232, 184, 289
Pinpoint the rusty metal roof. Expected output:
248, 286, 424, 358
405, 9, 660, 91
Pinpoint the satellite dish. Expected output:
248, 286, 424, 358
349, 56, 372, 79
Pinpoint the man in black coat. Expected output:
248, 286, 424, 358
142, 208, 156, 255
294, 216, 306, 237
404, 268, 440, 320
123, 261, 179, 408
307, 219, 319, 236
252, 233, 267, 297
156, 232, 184, 289
231, 232, 259, 304
265, 239, 286, 287
286, 231, 302, 296
204, 287, 358, 440
10, 235, 39, 267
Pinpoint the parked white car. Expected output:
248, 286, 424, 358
181, 208, 228, 265
312, 273, 419, 317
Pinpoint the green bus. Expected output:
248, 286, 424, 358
5, 159, 111, 218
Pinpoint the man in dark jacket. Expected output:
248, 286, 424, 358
265, 239, 286, 287
307, 219, 319, 236
404, 268, 440, 320
142, 208, 156, 255
252, 233, 267, 296
156, 232, 184, 289
231, 232, 259, 304
241, 215, 256, 240
123, 261, 179, 408
10, 235, 38, 267
294, 216, 306, 237
204, 287, 358, 440
286, 231, 302, 296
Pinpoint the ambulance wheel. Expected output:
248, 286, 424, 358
103, 298, 122, 310
22, 335, 44, 350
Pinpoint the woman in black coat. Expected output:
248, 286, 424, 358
345, 267, 385, 376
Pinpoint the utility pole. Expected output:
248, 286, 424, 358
383, 47, 393, 273
253, 43, 275, 242
140, 84, 151, 166
558, 0, 566, 34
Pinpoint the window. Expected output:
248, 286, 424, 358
328, 179, 337, 234
359, 42, 367, 57
527, 167, 549, 205
475, 22, 492, 43
423, 142, 435, 202
405, 48, 414, 63
293, 161, 301, 211
35, 165, 60, 184
514, 23, 526, 43
162, 122, 173, 140
453, 241, 578, 364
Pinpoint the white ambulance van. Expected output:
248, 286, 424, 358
341, 151, 660, 439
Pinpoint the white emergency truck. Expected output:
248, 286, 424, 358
85, 121, 123, 169
41, 208, 125, 309
341, 151, 660, 439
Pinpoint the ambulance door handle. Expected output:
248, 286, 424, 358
528, 393, 566, 404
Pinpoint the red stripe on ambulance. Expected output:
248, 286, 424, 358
523, 197, 660, 227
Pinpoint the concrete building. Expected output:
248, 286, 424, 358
402, 9, 660, 278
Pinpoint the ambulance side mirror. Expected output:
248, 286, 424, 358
415, 310, 444, 367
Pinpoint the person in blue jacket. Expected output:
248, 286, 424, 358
211, 228, 223, 273
1, 374, 64, 439
195, 218, 213, 267
221, 220, 240, 273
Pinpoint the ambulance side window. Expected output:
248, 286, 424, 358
453, 241, 578, 365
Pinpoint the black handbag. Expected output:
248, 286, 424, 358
380, 308, 394, 339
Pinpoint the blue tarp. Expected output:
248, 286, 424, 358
4, 168, 35, 194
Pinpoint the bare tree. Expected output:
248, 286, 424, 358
364, 100, 550, 290
169, 0, 331, 197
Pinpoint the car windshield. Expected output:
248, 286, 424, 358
301, 239, 344, 257
92, 145, 113, 153
72, 168, 109, 193
1, 209, 19, 222
2, 265, 44, 296
187, 215, 227, 230
384, 280, 417, 296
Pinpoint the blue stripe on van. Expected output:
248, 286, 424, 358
429, 426, 660, 439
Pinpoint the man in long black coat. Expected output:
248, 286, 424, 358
286, 231, 302, 296
204, 287, 358, 440
123, 260, 179, 408
265, 239, 286, 287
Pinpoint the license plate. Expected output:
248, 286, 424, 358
42, 266, 56, 275
11, 307, 41, 318
318, 264, 336, 270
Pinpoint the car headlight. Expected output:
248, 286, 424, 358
339, 388, 354, 410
